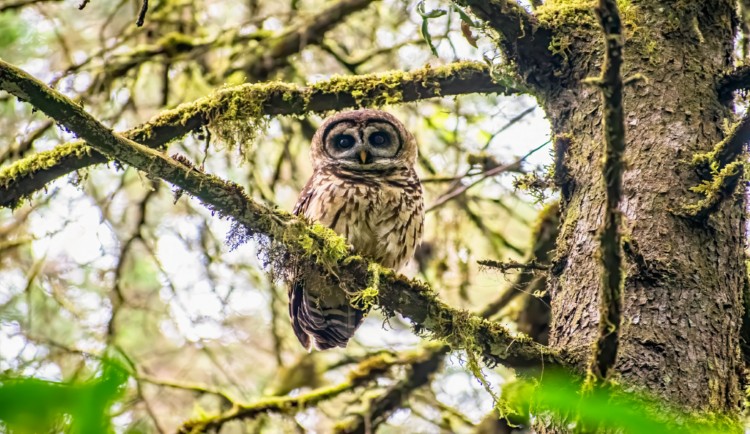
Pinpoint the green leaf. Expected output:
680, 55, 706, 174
416, 0, 447, 19
420, 18, 439, 56
498, 370, 737, 434
452, 5, 476, 26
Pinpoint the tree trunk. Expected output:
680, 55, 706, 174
541, 0, 745, 415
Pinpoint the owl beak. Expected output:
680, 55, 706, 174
359, 149, 368, 164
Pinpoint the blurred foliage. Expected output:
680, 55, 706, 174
0, 350, 129, 434
499, 370, 737, 434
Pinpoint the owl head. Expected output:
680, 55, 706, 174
310, 109, 417, 170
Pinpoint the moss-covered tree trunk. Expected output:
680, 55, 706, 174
536, 0, 745, 417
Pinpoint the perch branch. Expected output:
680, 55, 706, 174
0, 58, 561, 369
0, 61, 522, 208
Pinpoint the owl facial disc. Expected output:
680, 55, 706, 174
310, 109, 418, 170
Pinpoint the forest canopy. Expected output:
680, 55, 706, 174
1, 0, 749, 433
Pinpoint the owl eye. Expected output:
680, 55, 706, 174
333, 134, 355, 150
369, 132, 390, 147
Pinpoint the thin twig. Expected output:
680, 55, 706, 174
478, 259, 549, 273
426, 140, 550, 213
135, 0, 148, 26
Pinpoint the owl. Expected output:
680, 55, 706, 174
289, 109, 424, 350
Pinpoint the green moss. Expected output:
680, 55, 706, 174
347, 352, 396, 380
536, 1, 597, 30
536, 0, 639, 55
680, 161, 744, 218
292, 221, 350, 270
311, 69, 411, 107
143, 81, 300, 160
496, 378, 535, 425
350, 262, 389, 310
0, 141, 91, 201
691, 119, 745, 176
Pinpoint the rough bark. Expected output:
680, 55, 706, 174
541, 0, 745, 415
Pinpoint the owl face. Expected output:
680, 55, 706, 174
311, 109, 417, 170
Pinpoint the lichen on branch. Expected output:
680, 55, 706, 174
0, 61, 522, 208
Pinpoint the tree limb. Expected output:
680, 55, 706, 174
0, 59, 560, 370
178, 347, 434, 433
237, 0, 379, 80
457, 0, 554, 89
84, 0, 376, 87
333, 346, 448, 434
0, 0, 62, 12
677, 112, 750, 220
590, 0, 625, 382
717, 65, 750, 101
0, 61, 523, 208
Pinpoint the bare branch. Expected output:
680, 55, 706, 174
426, 140, 549, 213
80, 0, 377, 87
590, 0, 625, 382
238, 0, 379, 80
0, 61, 523, 208
0, 58, 559, 369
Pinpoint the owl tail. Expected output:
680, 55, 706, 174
289, 280, 365, 351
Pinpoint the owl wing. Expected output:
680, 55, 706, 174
288, 173, 365, 350
292, 176, 316, 216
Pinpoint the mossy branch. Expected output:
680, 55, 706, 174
333, 345, 448, 434
0, 58, 560, 369
590, 0, 625, 383
0, 61, 522, 208
679, 114, 750, 220
691, 114, 750, 179
678, 162, 744, 221
177, 347, 434, 433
